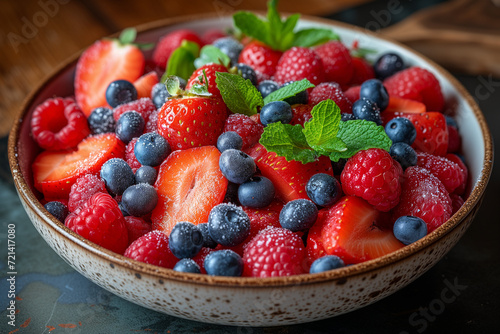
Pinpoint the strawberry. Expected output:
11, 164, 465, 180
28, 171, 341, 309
223, 113, 264, 150
33, 133, 125, 199
246, 144, 333, 202
201, 29, 226, 45
75, 38, 145, 117
404, 112, 449, 156
349, 56, 375, 86
314, 41, 354, 87
308, 82, 353, 114
152, 29, 203, 69
185, 63, 228, 98
157, 95, 227, 150
113, 97, 156, 124
445, 153, 468, 195
31, 97, 90, 151
382, 97, 427, 125
238, 41, 283, 82
274, 47, 325, 86
384, 67, 444, 112
133, 71, 159, 99
392, 166, 452, 233
306, 196, 404, 265
124, 230, 178, 268
341, 148, 403, 212
290, 104, 313, 126
151, 146, 228, 236
243, 226, 307, 277
416, 151, 466, 194
65, 192, 128, 254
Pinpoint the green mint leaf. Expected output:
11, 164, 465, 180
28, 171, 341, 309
194, 45, 231, 68
164, 40, 200, 81
233, 11, 271, 46
278, 13, 300, 50
292, 28, 339, 48
259, 122, 317, 163
328, 120, 392, 162
119, 28, 137, 45
165, 75, 182, 96
215, 72, 263, 115
303, 99, 347, 153
263, 79, 314, 104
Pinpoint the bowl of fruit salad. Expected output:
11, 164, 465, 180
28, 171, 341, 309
8, 1, 493, 327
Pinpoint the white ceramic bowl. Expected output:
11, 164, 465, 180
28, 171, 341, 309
8, 14, 493, 326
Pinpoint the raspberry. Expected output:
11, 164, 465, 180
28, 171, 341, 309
113, 97, 156, 124
450, 193, 465, 215
30, 97, 90, 151
192, 247, 216, 274
392, 166, 452, 233
124, 216, 152, 244
145, 109, 160, 134
125, 138, 142, 172
314, 41, 354, 87
308, 82, 353, 114
124, 230, 177, 268
274, 47, 325, 86
447, 125, 461, 153
290, 104, 313, 126
223, 114, 264, 150
445, 153, 468, 195
349, 57, 375, 86
65, 192, 128, 254
242, 227, 307, 277
384, 67, 444, 112
416, 151, 465, 194
341, 148, 403, 212
344, 85, 361, 104
68, 174, 107, 212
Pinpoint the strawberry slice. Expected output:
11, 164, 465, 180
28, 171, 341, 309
75, 39, 145, 117
134, 71, 159, 99
307, 196, 404, 265
381, 97, 426, 125
33, 133, 125, 199
246, 144, 333, 202
151, 146, 228, 236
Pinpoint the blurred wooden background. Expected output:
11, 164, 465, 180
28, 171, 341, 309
1, 0, 499, 137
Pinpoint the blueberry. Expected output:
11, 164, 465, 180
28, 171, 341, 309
390, 142, 417, 170
238, 176, 275, 208
151, 82, 171, 109
359, 79, 389, 111
198, 223, 218, 249
393, 215, 427, 245
257, 80, 279, 98
236, 63, 258, 86
135, 166, 157, 185
217, 131, 243, 152
100, 158, 135, 195
219, 149, 256, 184
352, 98, 382, 125
213, 37, 243, 66
118, 201, 130, 217
116, 111, 145, 144
44, 201, 69, 223
169, 221, 204, 259
106, 79, 137, 108
207, 203, 250, 246
445, 115, 458, 128
134, 132, 171, 167
306, 173, 342, 207
173, 258, 201, 274
223, 181, 240, 204
309, 255, 345, 273
260, 101, 293, 126
341, 113, 357, 122
204, 249, 243, 277
281, 81, 308, 105
385, 117, 417, 145
88, 107, 115, 134
279, 199, 318, 232
331, 158, 347, 175
121, 183, 158, 217
373, 53, 405, 80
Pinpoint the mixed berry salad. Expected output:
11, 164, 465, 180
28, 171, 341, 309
31, 1, 468, 278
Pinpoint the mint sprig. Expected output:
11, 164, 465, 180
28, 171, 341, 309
259, 99, 392, 163
263, 79, 315, 104
233, 0, 339, 51
194, 45, 231, 68
216, 72, 263, 115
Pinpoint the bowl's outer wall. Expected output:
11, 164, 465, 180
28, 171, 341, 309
8, 15, 493, 326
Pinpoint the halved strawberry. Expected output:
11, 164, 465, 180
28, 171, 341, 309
75, 39, 145, 117
151, 146, 228, 236
33, 133, 125, 199
306, 196, 404, 265
134, 71, 159, 99
246, 144, 333, 202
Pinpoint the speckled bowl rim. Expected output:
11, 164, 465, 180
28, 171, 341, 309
8, 13, 494, 288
